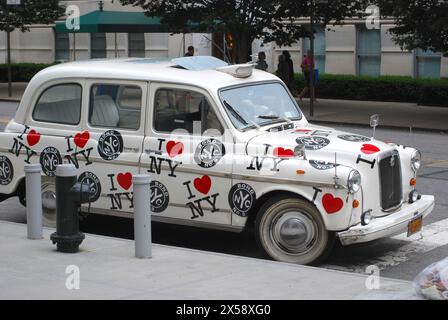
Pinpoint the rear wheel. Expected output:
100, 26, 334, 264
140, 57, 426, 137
255, 196, 335, 265
41, 179, 57, 228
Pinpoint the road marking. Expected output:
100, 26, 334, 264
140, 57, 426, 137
323, 218, 448, 274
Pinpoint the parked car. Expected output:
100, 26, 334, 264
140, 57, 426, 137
0, 56, 434, 264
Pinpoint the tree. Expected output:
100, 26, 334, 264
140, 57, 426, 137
376, 0, 448, 55
120, 0, 366, 63
0, 0, 64, 32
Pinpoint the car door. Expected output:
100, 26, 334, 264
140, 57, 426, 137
141, 82, 232, 225
79, 79, 147, 216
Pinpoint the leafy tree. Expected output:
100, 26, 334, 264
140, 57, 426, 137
376, 0, 448, 55
0, 0, 64, 32
120, 0, 367, 63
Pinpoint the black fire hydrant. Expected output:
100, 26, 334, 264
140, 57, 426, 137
50, 164, 92, 253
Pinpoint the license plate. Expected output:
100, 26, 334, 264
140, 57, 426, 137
407, 215, 423, 237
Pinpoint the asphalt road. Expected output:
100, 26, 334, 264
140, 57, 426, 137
0, 101, 447, 282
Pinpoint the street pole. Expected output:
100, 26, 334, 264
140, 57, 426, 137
309, 1, 315, 117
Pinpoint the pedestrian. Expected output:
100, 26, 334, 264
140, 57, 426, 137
255, 51, 268, 71
282, 50, 296, 95
184, 46, 195, 57
277, 54, 290, 87
298, 50, 317, 102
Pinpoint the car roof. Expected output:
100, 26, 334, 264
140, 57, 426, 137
31, 57, 280, 92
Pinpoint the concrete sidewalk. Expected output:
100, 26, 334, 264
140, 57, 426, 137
1, 82, 447, 131
0, 221, 417, 300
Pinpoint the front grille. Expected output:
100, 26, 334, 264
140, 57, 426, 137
379, 151, 403, 211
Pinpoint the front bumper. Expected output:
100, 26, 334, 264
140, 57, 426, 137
337, 195, 435, 246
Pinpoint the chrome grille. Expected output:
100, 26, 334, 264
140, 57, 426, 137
379, 151, 403, 211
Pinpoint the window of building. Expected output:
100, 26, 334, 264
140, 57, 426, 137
415, 49, 441, 78
357, 25, 381, 76
128, 33, 146, 57
33, 84, 82, 125
303, 26, 326, 73
154, 88, 223, 135
55, 32, 70, 61
91, 33, 107, 58
89, 84, 142, 130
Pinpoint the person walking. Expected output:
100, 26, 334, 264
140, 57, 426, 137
255, 51, 268, 71
184, 46, 195, 57
298, 50, 317, 102
281, 50, 296, 95
277, 54, 290, 87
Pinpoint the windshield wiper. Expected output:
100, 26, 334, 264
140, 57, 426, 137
223, 100, 248, 125
258, 114, 279, 120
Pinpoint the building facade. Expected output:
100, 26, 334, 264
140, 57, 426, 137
1, 0, 447, 78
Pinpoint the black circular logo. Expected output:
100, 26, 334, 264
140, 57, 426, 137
0, 155, 13, 185
338, 134, 371, 142
98, 130, 123, 161
150, 180, 169, 213
228, 183, 256, 217
39, 146, 62, 177
78, 171, 101, 202
309, 160, 339, 170
296, 136, 330, 150
194, 138, 225, 168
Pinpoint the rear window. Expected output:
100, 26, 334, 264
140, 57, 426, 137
32, 83, 82, 125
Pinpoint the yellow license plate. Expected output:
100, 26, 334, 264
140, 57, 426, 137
407, 215, 423, 237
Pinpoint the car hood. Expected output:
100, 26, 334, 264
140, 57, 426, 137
244, 124, 393, 163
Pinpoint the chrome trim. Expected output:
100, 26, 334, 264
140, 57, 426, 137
378, 149, 403, 212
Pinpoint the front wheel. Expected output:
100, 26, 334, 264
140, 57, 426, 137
255, 196, 335, 265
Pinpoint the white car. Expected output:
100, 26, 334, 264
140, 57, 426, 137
0, 56, 434, 264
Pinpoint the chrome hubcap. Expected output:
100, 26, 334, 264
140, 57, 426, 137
271, 211, 316, 254
42, 190, 56, 212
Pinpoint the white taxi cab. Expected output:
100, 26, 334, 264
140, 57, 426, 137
0, 56, 434, 264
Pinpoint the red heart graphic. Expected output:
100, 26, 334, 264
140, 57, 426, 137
166, 140, 183, 158
194, 175, 212, 195
322, 193, 344, 214
26, 129, 40, 146
74, 130, 90, 149
361, 143, 380, 154
117, 172, 133, 190
273, 147, 294, 158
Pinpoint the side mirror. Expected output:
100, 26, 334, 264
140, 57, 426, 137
294, 144, 307, 160
370, 114, 379, 139
370, 114, 379, 128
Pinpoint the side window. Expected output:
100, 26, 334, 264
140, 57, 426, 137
33, 83, 82, 125
89, 84, 142, 130
154, 88, 223, 135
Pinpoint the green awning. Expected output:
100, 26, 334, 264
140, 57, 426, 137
54, 10, 203, 33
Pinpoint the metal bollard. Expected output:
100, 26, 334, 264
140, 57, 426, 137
50, 164, 91, 253
24, 164, 43, 240
133, 174, 152, 258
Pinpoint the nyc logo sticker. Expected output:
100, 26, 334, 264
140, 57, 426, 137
0, 155, 13, 185
296, 136, 330, 151
228, 183, 256, 217
194, 138, 225, 168
338, 134, 371, 142
150, 180, 169, 213
78, 171, 101, 202
40, 146, 62, 177
98, 130, 123, 161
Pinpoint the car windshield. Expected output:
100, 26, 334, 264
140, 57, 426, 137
219, 82, 302, 131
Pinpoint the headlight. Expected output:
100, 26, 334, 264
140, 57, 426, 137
411, 150, 422, 171
347, 170, 361, 194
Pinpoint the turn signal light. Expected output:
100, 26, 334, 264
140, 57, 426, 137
410, 178, 417, 186
296, 170, 305, 175
352, 200, 360, 208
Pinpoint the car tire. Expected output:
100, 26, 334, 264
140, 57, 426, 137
255, 195, 335, 265
41, 179, 57, 228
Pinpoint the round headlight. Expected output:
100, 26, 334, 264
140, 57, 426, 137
361, 210, 372, 226
347, 170, 361, 194
411, 150, 422, 171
